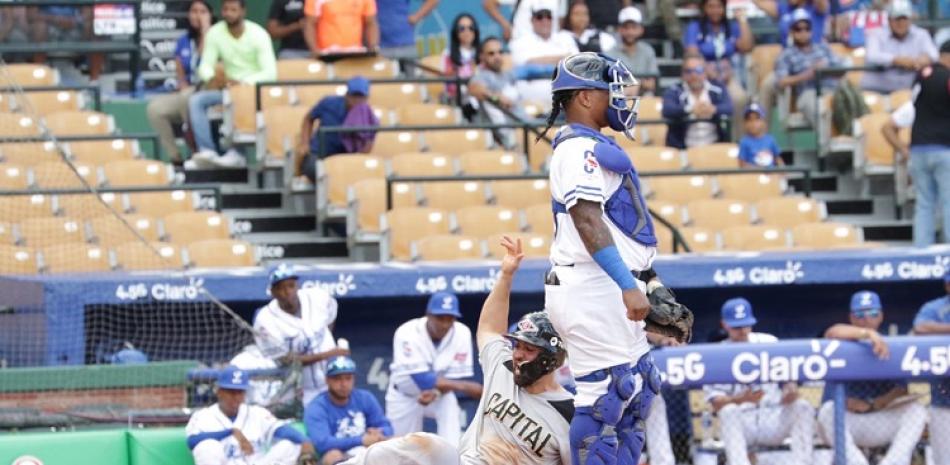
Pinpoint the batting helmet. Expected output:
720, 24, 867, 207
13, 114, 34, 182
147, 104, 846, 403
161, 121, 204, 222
504, 311, 567, 387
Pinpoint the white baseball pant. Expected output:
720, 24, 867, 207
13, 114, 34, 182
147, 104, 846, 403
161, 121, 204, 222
340, 433, 460, 465
192, 439, 300, 465
386, 391, 462, 447
645, 393, 675, 465
818, 400, 927, 465
929, 406, 949, 465
718, 399, 815, 465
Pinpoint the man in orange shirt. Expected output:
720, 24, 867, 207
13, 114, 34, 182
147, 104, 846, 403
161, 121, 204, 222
303, 0, 379, 55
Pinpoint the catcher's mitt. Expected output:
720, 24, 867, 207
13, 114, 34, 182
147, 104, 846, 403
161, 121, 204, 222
297, 453, 318, 465
644, 284, 694, 343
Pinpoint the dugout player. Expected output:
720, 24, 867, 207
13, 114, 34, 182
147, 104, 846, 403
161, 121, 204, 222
254, 264, 350, 406
385, 291, 483, 446
459, 235, 574, 464
542, 51, 663, 464
705, 298, 815, 465
186, 366, 317, 465
817, 290, 927, 465
912, 272, 950, 465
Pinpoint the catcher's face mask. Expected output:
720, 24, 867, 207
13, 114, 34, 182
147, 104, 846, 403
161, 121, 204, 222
551, 52, 642, 140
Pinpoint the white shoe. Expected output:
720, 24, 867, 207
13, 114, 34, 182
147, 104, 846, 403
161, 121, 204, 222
188, 150, 219, 169
291, 176, 314, 191
183, 159, 202, 170
213, 149, 247, 168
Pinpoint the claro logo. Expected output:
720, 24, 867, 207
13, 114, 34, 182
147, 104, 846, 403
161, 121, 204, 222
732, 340, 847, 383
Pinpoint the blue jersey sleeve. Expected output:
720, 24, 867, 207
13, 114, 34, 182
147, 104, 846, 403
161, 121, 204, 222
303, 397, 363, 453
359, 390, 394, 437
273, 424, 307, 444
738, 137, 755, 163
683, 21, 700, 48
914, 298, 945, 327
410, 371, 437, 391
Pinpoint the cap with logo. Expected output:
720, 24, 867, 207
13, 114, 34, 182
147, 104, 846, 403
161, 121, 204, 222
887, 1, 913, 18
528, 0, 557, 15
346, 76, 370, 97
326, 356, 357, 377
790, 8, 813, 26
426, 291, 462, 318
618, 6, 643, 25
850, 290, 882, 313
721, 297, 757, 327
268, 263, 299, 288
217, 365, 249, 391
744, 102, 766, 119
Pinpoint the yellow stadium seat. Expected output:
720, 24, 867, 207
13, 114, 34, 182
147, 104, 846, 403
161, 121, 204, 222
11, 90, 82, 116
648, 201, 687, 227
687, 143, 740, 170
383, 208, 452, 261
41, 243, 110, 273
55, 193, 124, 220
397, 103, 459, 125
425, 129, 491, 154
458, 150, 527, 175
679, 226, 719, 253
18, 216, 85, 247
187, 239, 256, 267
294, 84, 346, 108
259, 105, 310, 160
721, 225, 789, 251
856, 113, 903, 169
491, 179, 550, 209
126, 190, 197, 217
162, 211, 230, 245
632, 146, 683, 172
637, 95, 664, 121
420, 181, 487, 209
523, 203, 553, 234
756, 196, 825, 229
526, 130, 554, 172
413, 234, 484, 261
348, 179, 390, 236
0, 244, 38, 274
643, 124, 668, 147
68, 139, 138, 165
102, 160, 171, 187
686, 199, 753, 230
32, 161, 97, 189
0, 195, 53, 222
654, 224, 674, 254
0, 113, 42, 137
389, 152, 456, 177
332, 57, 398, 79
0, 164, 29, 189
485, 232, 550, 259
417, 54, 447, 100
227, 84, 291, 137
370, 83, 426, 108
455, 206, 521, 238
862, 91, 886, 114
44, 111, 113, 136
716, 174, 786, 202
0, 141, 61, 166
368, 131, 422, 157
89, 214, 161, 247
889, 89, 912, 111
646, 175, 715, 203
792, 222, 862, 249
277, 59, 330, 80
749, 44, 782, 87
320, 155, 386, 210
0, 222, 14, 245
3, 64, 58, 86
114, 241, 184, 271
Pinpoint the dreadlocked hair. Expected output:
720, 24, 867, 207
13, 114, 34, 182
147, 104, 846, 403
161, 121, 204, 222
536, 90, 578, 143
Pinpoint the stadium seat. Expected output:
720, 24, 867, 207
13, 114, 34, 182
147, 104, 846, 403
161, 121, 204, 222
369, 83, 426, 109
382, 207, 451, 261
526, 130, 554, 172
455, 206, 521, 238
523, 203, 553, 234
294, 83, 346, 108
396, 103, 459, 125
716, 174, 786, 202
654, 224, 674, 254
646, 175, 715, 203
678, 226, 719, 252
631, 146, 683, 172
491, 179, 550, 209
226, 84, 291, 137
748, 44, 782, 88
389, 182, 419, 209
862, 91, 886, 114
0, 141, 60, 166
686, 199, 752, 230
258, 105, 310, 161
68, 139, 138, 165
637, 95, 664, 121
425, 129, 491, 154
126, 191, 196, 217
0, 113, 42, 137
458, 150, 527, 175
686, 143, 740, 170
0, 164, 29, 189
113, 241, 185, 271
276, 59, 330, 80
187, 239, 256, 267
2, 64, 58, 86
33, 161, 97, 189
889, 89, 912, 111
0, 195, 53, 222
40, 243, 111, 273
413, 234, 484, 261
755, 196, 825, 229
44, 111, 113, 136
648, 201, 687, 227
102, 160, 172, 187
56, 193, 123, 220
485, 232, 550, 259
855, 113, 902, 172
720, 225, 789, 251
89, 214, 161, 247
643, 123, 668, 147
162, 211, 231, 245
319, 155, 386, 210
17, 216, 85, 247
791, 222, 862, 249
11, 90, 82, 116
389, 152, 455, 177
368, 131, 422, 157
420, 181, 487, 209
347, 179, 388, 237
0, 244, 38, 274
0, 222, 13, 245
416, 54, 447, 99
332, 57, 398, 79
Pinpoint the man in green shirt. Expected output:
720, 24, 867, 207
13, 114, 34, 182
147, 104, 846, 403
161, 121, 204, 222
186, 0, 277, 169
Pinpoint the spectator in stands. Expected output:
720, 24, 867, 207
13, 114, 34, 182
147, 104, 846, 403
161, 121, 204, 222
376, 0, 440, 59
189, 0, 277, 169
912, 270, 950, 465
752, 0, 829, 46
303, 0, 378, 55
295, 76, 379, 186
862, 2, 938, 94
738, 102, 784, 167
905, 40, 950, 247
267, 0, 309, 58
0, 4, 29, 45
482, 0, 564, 42
606, 7, 659, 94
684, 0, 754, 139
881, 96, 912, 171
834, 0, 889, 47
28, 6, 103, 81
705, 298, 815, 465
186, 366, 316, 465
510, 0, 579, 110
304, 356, 394, 465
818, 290, 928, 465
662, 53, 734, 149
468, 36, 523, 147
558, 0, 617, 53
147, 0, 214, 167
443, 13, 480, 100
774, 8, 845, 127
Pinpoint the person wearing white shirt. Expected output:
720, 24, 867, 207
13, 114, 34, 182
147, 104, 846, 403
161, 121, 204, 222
510, 0, 579, 111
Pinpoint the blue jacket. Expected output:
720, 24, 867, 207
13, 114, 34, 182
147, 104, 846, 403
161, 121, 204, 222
661, 80, 733, 149
303, 389, 393, 454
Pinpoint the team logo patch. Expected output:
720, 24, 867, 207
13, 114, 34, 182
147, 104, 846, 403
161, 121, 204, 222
517, 319, 539, 333
454, 352, 467, 362
402, 341, 412, 357
583, 151, 599, 174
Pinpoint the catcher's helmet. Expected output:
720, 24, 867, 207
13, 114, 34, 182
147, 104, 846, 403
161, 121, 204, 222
550, 52, 641, 140
504, 311, 567, 387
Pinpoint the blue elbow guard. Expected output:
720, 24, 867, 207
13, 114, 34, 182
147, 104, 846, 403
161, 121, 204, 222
410, 371, 437, 391
592, 245, 636, 290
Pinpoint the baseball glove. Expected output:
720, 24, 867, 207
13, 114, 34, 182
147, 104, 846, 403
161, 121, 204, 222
297, 453, 318, 465
644, 284, 694, 343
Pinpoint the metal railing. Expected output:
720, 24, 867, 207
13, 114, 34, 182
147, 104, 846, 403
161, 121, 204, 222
0, 185, 223, 213
4, 133, 161, 157
254, 76, 470, 112
0, 85, 102, 111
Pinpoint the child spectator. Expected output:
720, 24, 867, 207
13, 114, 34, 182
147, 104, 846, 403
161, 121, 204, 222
738, 103, 784, 167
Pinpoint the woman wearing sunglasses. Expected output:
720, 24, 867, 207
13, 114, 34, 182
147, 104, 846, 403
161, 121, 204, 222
442, 13, 480, 99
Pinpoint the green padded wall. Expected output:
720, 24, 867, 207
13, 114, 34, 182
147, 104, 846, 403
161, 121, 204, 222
0, 430, 128, 465
127, 428, 194, 465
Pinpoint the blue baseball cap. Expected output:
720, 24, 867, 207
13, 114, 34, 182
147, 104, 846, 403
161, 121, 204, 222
217, 366, 249, 391
850, 290, 882, 313
346, 76, 370, 96
268, 263, 299, 288
721, 297, 757, 327
326, 356, 357, 377
744, 103, 766, 119
427, 291, 462, 318
791, 8, 813, 26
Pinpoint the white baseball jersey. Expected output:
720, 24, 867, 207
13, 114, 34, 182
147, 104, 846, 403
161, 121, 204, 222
459, 336, 573, 465
230, 345, 291, 408
703, 332, 783, 406
387, 317, 475, 397
186, 403, 289, 464
253, 288, 338, 404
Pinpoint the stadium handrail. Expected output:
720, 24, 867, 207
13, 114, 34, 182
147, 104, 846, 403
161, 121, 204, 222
4, 133, 161, 155
0, 184, 224, 212
254, 76, 471, 111
0, 85, 102, 111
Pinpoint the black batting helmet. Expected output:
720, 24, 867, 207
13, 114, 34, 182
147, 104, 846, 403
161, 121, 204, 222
504, 311, 567, 387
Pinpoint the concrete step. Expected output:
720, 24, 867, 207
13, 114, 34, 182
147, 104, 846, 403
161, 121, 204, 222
221, 189, 283, 210
182, 167, 249, 185
241, 232, 348, 260
227, 209, 316, 234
